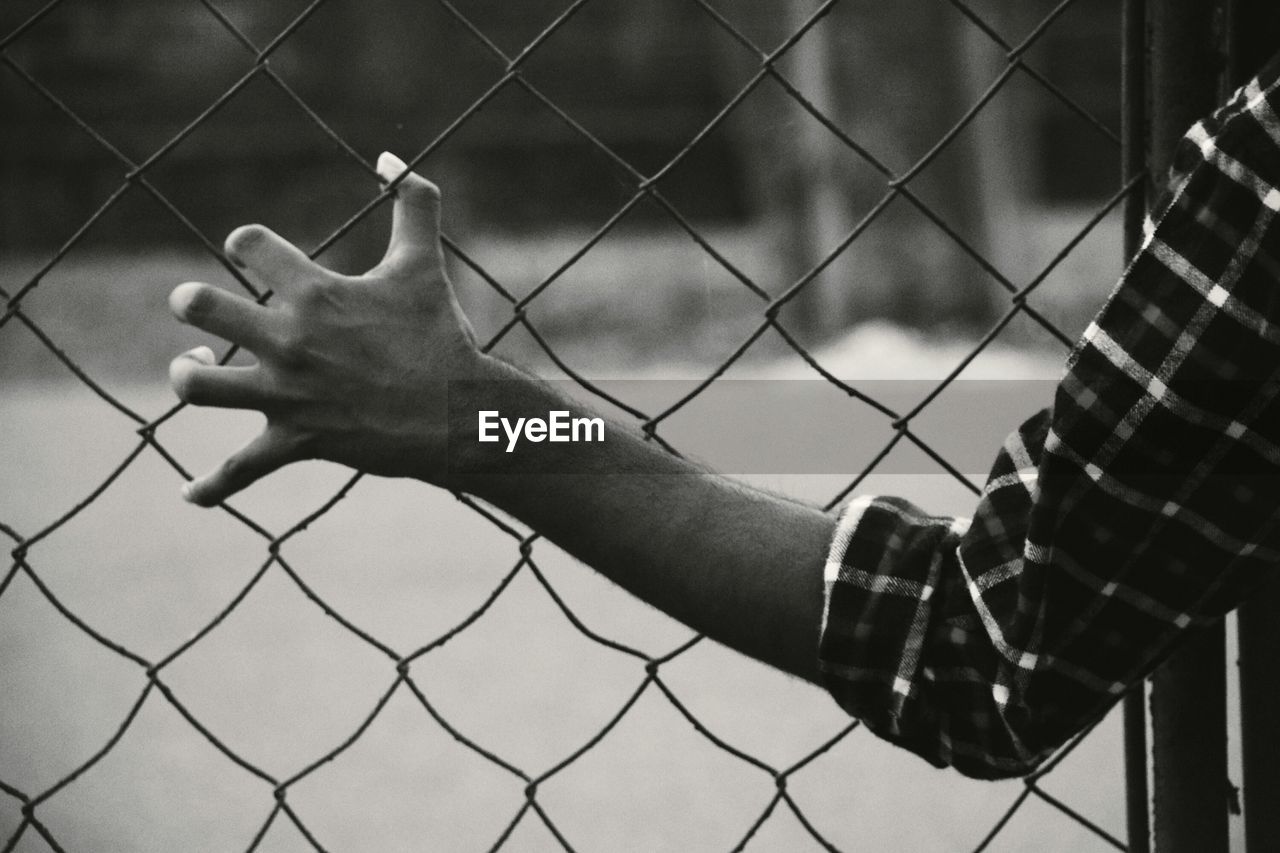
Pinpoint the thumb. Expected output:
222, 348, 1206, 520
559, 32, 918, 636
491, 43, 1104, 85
182, 427, 298, 507
377, 151, 442, 267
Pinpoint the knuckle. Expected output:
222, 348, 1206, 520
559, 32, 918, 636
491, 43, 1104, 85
277, 426, 314, 461
294, 277, 326, 306
220, 453, 245, 481
275, 337, 303, 366
273, 320, 309, 364
291, 277, 343, 319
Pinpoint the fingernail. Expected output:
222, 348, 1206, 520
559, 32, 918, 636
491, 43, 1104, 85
193, 346, 216, 365
181, 482, 195, 502
377, 151, 409, 182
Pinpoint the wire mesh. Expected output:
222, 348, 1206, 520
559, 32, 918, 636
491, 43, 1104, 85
2, 0, 1139, 850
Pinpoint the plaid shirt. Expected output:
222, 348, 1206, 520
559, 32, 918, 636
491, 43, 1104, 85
819, 54, 1280, 779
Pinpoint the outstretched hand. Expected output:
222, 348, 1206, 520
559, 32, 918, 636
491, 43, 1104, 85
169, 152, 483, 506
170, 153, 832, 684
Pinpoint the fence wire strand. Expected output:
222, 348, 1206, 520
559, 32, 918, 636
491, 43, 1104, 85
2, 0, 1138, 850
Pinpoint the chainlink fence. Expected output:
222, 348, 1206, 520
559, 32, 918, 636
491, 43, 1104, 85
3, 1, 1139, 850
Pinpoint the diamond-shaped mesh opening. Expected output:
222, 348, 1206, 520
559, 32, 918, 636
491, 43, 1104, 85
3, 0, 1156, 850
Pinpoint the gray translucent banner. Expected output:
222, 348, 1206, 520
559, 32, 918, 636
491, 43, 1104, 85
448, 379, 1059, 476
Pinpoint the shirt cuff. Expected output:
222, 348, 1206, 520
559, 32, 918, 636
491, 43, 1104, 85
817, 413, 1054, 779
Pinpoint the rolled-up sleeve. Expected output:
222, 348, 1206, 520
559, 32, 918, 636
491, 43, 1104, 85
819, 52, 1280, 779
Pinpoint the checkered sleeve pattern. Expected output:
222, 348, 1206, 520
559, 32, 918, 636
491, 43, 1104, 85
819, 53, 1280, 780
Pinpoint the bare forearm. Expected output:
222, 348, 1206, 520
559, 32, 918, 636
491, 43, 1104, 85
453, 358, 834, 682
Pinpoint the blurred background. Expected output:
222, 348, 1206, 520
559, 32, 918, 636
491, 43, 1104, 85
1, 1, 1184, 851
0, 0, 1127, 378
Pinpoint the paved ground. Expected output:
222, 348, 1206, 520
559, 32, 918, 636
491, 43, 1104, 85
0, 381, 1132, 852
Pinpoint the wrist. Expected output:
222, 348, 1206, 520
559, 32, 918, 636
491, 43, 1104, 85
440, 354, 549, 490
442, 357, 659, 498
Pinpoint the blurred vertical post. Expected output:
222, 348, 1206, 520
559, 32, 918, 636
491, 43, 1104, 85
1237, 579, 1280, 853
1120, 3, 1150, 852
1147, 3, 1232, 853
1225, 8, 1280, 852
780, 0, 852, 336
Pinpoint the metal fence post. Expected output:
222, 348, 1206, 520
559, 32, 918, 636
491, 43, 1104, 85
1223, 4, 1280, 845
1121, 4, 1150, 853
1147, 4, 1232, 853
1224, 13, 1280, 851
1238, 582, 1280, 853
1224, 2, 1280, 845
